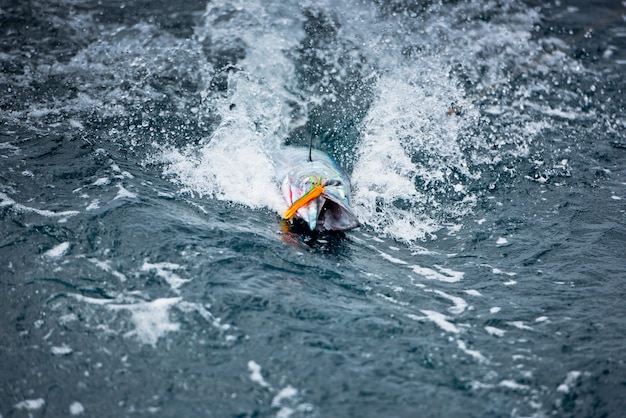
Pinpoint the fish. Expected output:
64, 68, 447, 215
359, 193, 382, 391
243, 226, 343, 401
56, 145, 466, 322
274, 147, 360, 232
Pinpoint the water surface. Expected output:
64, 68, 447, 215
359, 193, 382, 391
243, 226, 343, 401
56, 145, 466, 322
1, 0, 625, 416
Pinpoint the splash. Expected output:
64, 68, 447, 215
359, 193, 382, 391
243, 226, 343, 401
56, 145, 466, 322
352, 73, 478, 242
61, 0, 590, 246
160, 72, 285, 211
158, 0, 311, 211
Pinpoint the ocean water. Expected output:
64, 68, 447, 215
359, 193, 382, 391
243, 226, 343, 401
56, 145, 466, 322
1, 0, 625, 416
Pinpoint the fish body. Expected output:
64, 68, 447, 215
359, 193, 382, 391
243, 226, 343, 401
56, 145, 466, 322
274, 147, 360, 231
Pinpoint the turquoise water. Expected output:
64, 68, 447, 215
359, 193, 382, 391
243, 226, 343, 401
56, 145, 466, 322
1, 0, 625, 416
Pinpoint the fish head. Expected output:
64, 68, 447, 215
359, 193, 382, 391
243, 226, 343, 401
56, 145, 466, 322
277, 147, 360, 232
282, 175, 359, 232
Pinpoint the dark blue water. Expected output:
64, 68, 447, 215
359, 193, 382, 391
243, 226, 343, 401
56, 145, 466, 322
1, 0, 625, 416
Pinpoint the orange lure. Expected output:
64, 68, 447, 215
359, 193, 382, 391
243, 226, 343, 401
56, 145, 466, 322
282, 184, 325, 220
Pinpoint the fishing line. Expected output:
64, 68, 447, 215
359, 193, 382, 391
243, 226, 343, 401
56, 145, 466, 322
308, 122, 313, 162
447, 3, 626, 115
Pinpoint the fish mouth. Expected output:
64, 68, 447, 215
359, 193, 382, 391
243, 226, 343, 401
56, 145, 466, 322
318, 193, 360, 231
296, 191, 360, 232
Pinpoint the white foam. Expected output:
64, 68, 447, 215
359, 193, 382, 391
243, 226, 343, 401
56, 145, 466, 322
490, 307, 501, 314
496, 237, 509, 246
499, 380, 529, 391
419, 310, 459, 334
111, 163, 133, 179
456, 339, 488, 363
411, 264, 464, 283
465, 289, 482, 296
141, 261, 189, 291
44, 242, 70, 258
59, 313, 78, 324
557, 371, 581, 394
411, 281, 426, 289
271, 385, 314, 418
160, 75, 284, 212
248, 360, 270, 388
93, 177, 110, 186
491, 267, 517, 277
72, 293, 234, 345
160, 1, 307, 212
113, 184, 137, 200
469, 380, 495, 390
69, 401, 85, 415
430, 290, 467, 314
446, 224, 463, 236
272, 385, 298, 407
69, 119, 84, 130
86, 199, 100, 210
274, 406, 294, 418
108, 298, 182, 346
536, 104, 581, 120
0, 192, 79, 218
345, 4, 544, 244
51, 343, 73, 355
376, 249, 408, 265
351, 73, 474, 243
177, 301, 231, 332
485, 326, 506, 337
14, 398, 45, 411
71, 294, 113, 306
508, 321, 533, 330
88, 258, 127, 282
